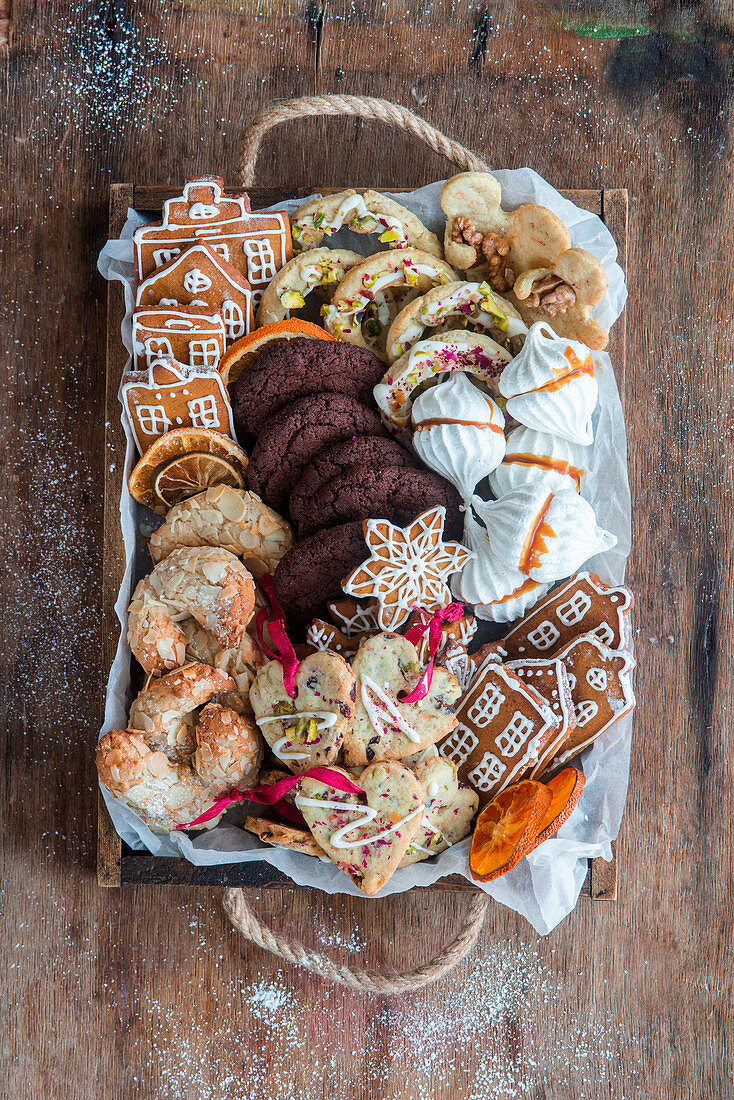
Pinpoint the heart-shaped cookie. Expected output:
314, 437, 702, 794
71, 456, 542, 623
249, 652, 356, 773
346, 633, 461, 765
296, 762, 424, 894
400, 756, 479, 866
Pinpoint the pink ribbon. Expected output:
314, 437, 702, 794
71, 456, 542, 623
256, 574, 300, 697
401, 602, 465, 704
176, 767, 364, 831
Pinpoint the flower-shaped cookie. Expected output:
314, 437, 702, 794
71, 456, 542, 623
347, 633, 461, 765
256, 248, 361, 326
322, 248, 457, 360
441, 172, 609, 350
290, 189, 443, 257
342, 506, 474, 630
249, 651, 356, 773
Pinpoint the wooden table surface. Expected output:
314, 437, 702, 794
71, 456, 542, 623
3, 3, 732, 1098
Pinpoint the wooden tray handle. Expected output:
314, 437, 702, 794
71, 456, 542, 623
238, 94, 490, 186
223, 886, 488, 992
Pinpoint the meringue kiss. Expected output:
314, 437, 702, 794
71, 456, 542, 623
412, 372, 506, 500
472, 485, 617, 583
498, 322, 599, 446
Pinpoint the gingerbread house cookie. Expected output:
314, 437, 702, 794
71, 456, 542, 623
135, 242, 254, 346
494, 573, 634, 661
122, 358, 235, 454
551, 633, 635, 762
505, 656, 577, 776
132, 307, 226, 372
133, 177, 291, 306
439, 660, 560, 807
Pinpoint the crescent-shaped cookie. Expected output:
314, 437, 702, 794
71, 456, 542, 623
290, 188, 443, 257
256, 247, 361, 326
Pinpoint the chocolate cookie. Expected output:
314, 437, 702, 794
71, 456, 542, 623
246, 394, 386, 513
289, 436, 416, 525
231, 338, 385, 440
272, 521, 368, 624
297, 465, 464, 539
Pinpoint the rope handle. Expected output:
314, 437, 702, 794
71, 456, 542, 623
238, 94, 489, 186
223, 887, 488, 993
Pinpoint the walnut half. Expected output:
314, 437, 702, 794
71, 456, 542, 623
523, 274, 576, 316
451, 217, 515, 293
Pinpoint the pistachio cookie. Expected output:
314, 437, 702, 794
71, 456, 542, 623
249, 651, 356, 773
346, 633, 461, 766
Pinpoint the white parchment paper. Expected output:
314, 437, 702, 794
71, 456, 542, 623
97, 172, 631, 934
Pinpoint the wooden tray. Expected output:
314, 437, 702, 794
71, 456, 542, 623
99, 183, 627, 899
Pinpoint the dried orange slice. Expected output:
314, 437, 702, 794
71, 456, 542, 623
469, 780, 551, 883
152, 452, 245, 510
529, 767, 585, 851
128, 427, 249, 514
219, 319, 335, 387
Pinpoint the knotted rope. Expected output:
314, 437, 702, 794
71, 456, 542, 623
238, 94, 489, 185
223, 887, 488, 993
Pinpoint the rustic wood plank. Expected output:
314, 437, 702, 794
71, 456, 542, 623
5, 3, 732, 1097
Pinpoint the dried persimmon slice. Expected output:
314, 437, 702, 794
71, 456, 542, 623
530, 766, 585, 851
469, 779, 551, 883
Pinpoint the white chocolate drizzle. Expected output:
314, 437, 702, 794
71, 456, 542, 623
294, 796, 424, 850
360, 674, 421, 744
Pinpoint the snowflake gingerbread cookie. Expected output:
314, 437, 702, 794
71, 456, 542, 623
122, 358, 235, 454
133, 177, 291, 307
135, 242, 255, 345
342, 506, 474, 631
438, 659, 561, 807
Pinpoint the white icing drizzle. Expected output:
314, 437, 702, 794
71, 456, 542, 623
427, 780, 440, 800
272, 737, 309, 762
256, 711, 338, 729
257, 711, 338, 761
295, 796, 424, 850
413, 744, 439, 764
360, 675, 421, 743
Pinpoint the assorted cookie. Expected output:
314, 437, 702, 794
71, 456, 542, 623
100, 174, 633, 896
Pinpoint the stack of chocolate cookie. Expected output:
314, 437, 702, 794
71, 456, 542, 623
230, 337, 463, 624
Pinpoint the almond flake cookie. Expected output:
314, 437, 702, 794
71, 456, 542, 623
256, 248, 361, 326
400, 756, 479, 866
249, 651, 356, 773
149, 486, 294, 578
322, 248, 458, 360
290, 189, 443, 257
295, 761, 425, 894
346, 633, 461, 766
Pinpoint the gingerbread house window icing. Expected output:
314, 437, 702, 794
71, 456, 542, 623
132, 177, 291, 300
135, 243, 254, 346
132, 309, 226, 372
122, 358, 235, 453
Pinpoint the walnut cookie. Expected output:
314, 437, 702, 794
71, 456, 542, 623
346, 633, 461, 766
290, 189, 443, 257
249, 651, 356, 773
440, 171, 609, 350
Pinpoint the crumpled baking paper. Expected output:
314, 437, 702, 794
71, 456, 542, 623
96, 172, 631, 935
